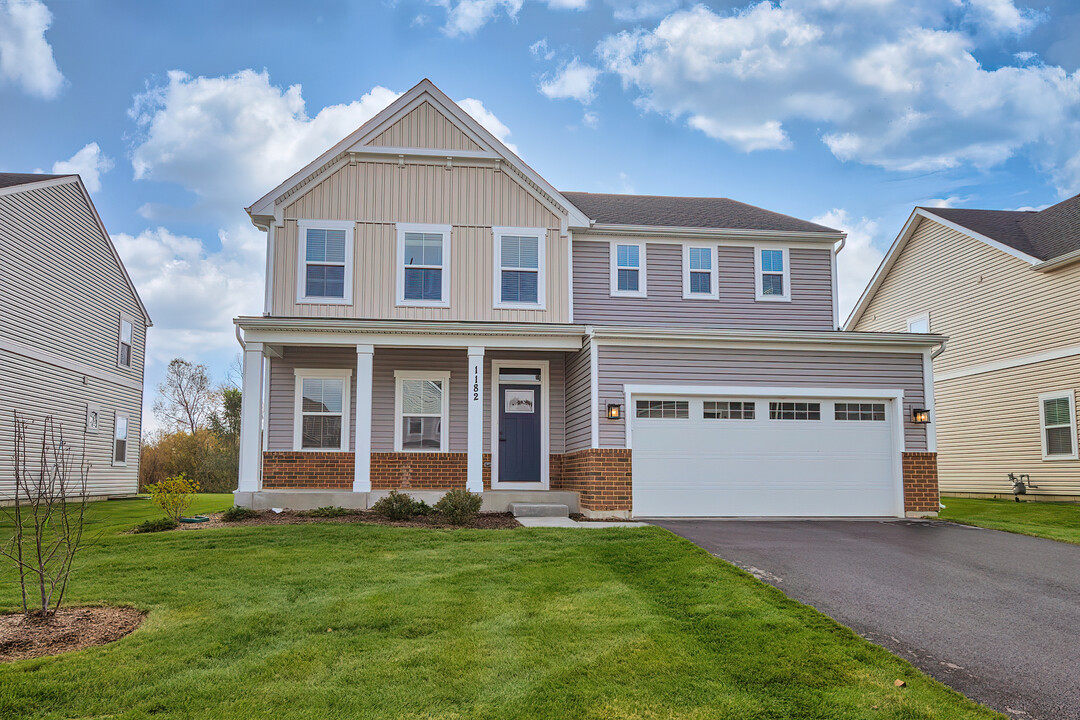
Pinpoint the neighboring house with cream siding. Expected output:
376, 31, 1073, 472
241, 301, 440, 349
0, 173, 151, 501
235, 79, 943, 519
847, 196, 1080, 500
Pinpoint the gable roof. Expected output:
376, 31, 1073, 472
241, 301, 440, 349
0, 173, 152, 325
921, 192, 1080, 263
562, 191, 841, 235
0, 172, 73, 190
247, 79, 590, 228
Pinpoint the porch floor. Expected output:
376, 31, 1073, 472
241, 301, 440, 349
236, 488, 580, 514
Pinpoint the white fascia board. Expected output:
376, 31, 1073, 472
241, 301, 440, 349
623, 384, 904, 402
592, 326, 946, 349
576, 224, 845, 243
350, 146, 497, 160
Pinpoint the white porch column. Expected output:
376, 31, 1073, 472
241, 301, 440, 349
237, 342, 265, 493
354, 344, 374, 492
467, 346, 485, 492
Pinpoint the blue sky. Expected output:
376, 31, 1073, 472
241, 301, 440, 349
2, 0, 1079, 433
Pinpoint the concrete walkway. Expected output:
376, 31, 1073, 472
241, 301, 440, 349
516, 517, 648, 528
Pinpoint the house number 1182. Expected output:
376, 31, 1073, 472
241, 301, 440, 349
472, 366, 480, 401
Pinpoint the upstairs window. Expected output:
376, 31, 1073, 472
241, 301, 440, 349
1040, 391, 1077, 460
117, 315, 134, 368
397, 224, 450, 307
683, 245, 718, 299
494, 227, 546, 308
756, 247, 790, 301
293, 369, 352, 451
907, 313, 930, 334
610, 242, 646, 297
298, 221, 353, 304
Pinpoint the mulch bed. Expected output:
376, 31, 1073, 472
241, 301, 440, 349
176, 509, 521, 531
0, 607, 145, 663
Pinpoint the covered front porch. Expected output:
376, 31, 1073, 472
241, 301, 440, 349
233, 319, 626, 516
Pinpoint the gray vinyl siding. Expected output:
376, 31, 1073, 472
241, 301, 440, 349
564, 337, 593, 452
0, 181, 147, 499
266, 347, 566, 454
572, 241, 835, 330
596, 345, 927, 451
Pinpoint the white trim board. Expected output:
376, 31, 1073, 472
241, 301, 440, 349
935, 344, 1080, 382
0, 338, 143, 391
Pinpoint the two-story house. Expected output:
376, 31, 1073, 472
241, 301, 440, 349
0, 173, 151, 500
848, 195, 1080, 500
234, 80, 942, 518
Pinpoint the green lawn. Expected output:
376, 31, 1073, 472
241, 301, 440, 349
940, 495, 1080, 544
0, 497, 999, 719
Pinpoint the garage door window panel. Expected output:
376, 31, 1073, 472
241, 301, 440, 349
835, 403, 886, 421
636, 400, 689, 419
704, 401, 755, 420
769, 402, 821, 420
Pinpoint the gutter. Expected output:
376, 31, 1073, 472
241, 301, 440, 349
575, 223, 844, 243
1032, 247, 1080, 272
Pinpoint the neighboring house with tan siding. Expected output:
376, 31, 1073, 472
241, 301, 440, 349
0, 173, 151, 500
235, 79, 943, 519
847, 196, 1080, 500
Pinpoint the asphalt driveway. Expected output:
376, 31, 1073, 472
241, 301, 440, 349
655, 519, 1080, 720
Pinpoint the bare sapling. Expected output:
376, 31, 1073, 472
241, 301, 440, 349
1, 412, 91, 618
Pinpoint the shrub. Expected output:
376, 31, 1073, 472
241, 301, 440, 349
132, 518, 179, 534
221, 505, 258, 522
434, 489, 483, 526
147, 473, 200, 521
297, 506, 353, 518
371, 491, 425, 521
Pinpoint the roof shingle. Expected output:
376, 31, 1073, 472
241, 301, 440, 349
561, 191, 841, 234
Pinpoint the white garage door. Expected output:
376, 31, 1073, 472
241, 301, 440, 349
631, 394, 901, 517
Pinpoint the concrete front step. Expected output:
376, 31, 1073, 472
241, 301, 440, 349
509, 502, 570, 518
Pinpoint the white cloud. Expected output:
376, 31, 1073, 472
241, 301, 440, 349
0, 0, 63, 99
606, 0, 681, 21
582, 110, 599, 128
112, 224, 264, 363
813, 208, 883, 322
432, 0, 524, 36
50, 142, 113, 192
128, 70, 400, 220
547, 0, 588, 8
530, 38, 556, 60
540, 57, 601, 104
596, 1, 1080, 195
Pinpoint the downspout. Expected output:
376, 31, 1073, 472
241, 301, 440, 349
831, 235, 846, 330
931, 338, 947, 359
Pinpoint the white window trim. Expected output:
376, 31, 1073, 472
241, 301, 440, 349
396, 222, 451, 308
112, 411, 129, 467
493, 226, 547, 309
682, 244, 719, 300
754, 246, 791, 302
296, 219, 354, 306
609, 241, 647, 298
907, 312, 931, 334
117, 311, 136, 369
1038, 390, 1078, 461
394, 370, 452, 452
292, 368, 352, 452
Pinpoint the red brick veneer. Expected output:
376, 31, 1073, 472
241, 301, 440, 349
902, 452, 939, 513
262, 452, 354, 489
553, 448, 632, 513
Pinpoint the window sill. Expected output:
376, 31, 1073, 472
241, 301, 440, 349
1041, 454, 1079, 462
291, 447, 352, 453
493, 302, 546, 310
609, 291, 647, 299
755, 295, 792, 302
297, 297, 352, 306
681, 293, 719, 301
395, 448, 448, 453
396, 300, 451, 309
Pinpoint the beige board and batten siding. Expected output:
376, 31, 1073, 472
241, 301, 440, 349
596, 346, 928, 450
266, 347, 566, 454
272, 159, 568, 322
573, 240, 835, 329
365, 101, 483, 151
853, 217, 1080, 375
935, 354, 1080, 496
0, 181, 146, 498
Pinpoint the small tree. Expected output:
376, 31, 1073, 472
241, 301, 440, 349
147, 473, 200, 521
0, 413, 91, 618
154, 358, 216, 433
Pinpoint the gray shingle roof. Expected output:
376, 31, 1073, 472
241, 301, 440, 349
562, 191, 841, 234
924, 192, 1080, 262
0, 173, 71, 189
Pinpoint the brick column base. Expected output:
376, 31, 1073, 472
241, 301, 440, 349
553, 449, 632, 517
903, 451, 939, 516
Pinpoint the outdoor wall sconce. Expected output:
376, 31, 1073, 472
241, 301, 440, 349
912, 408, 930, 424
607, 404, 622, 420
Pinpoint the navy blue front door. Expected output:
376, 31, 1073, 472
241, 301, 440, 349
499, 383, 542, 482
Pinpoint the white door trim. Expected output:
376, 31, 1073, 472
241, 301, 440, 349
622, 384, 907, 518
490, 359, 550, 489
